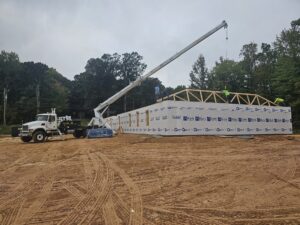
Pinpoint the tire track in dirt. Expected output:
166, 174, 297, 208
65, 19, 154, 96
102, 195, 122, 225
0, 145, 53, 203
96, 152, 143, 225
78, 153, 115, 224
0, 141, 67, 225
0, 198, 24, 225
80, 152, 95, 189
264, 155, 299, 191
11, 176, 54, 225
62, 183, 85, 201
144, 206, 226, 225
60, 149, 94, 202
165, 206, 300, 223
112, 192, 131, 221
58, 152, 114, 225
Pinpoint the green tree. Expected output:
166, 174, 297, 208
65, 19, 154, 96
209, 57, 245, 92
273, 18, 300, 121
189, 54, 208, 89
240, 42, 258, 91
255, 43, 277, 98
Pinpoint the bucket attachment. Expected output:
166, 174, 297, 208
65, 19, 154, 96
87, 128, 113, 138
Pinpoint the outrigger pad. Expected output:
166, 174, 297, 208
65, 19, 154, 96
87, 128, 113, 138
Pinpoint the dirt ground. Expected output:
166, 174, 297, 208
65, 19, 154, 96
0, 134, 299, 225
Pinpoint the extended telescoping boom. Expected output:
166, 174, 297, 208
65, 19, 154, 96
88, 20, 228, 131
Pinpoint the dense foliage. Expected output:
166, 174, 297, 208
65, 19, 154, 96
189, 18, 300, 123
0, 18, 299, 125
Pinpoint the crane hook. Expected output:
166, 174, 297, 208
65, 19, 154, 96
225, 26, 228, 40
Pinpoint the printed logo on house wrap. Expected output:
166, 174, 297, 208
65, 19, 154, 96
193, 128, 202, 132
245, 107, 253, 111
195, 116, 205, 121
238, 118, 247, 122
205, 128, 213, 132
183, 116, 194, 121
172, 115, 181, 120
207, 117, 217, 122
228, 117, 237, 122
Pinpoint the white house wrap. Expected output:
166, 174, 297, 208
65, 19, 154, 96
105, 100, 292, 136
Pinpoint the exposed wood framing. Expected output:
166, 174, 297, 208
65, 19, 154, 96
157, 89, 277, 106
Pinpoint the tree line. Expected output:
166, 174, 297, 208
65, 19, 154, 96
0, 18, 299, 126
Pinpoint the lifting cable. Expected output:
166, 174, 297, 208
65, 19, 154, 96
225, 25, 229, 60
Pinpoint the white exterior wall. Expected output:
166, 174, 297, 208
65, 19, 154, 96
105, 100, 292, 135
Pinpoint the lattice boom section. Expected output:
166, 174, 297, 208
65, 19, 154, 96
105, 101, 292, 135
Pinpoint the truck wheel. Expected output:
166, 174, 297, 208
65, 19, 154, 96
21, 136, 32, 143
82, 129, 87, 138
33, 131, 46, 143
73, 129, 82, 138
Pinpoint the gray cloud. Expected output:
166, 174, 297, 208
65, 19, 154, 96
0, 0, 299, 87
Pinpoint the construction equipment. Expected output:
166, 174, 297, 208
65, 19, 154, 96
18, 20, 228, 142
85, 20, 228, 138
18, 109, 79, 143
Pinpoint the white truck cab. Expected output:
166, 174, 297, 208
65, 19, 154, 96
19, 109, 62, 143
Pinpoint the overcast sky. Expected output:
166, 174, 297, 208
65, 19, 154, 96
0, 0, 299, 87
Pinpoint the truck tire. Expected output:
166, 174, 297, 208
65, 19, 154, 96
21, 136, 32, 143
33, 130, 46, 143
73, 129, 82, 138
82, 129, 87, 138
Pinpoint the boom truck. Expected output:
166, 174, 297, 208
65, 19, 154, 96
18, 20, 228, 142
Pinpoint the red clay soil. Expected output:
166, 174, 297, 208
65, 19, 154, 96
0, 134, 299, 225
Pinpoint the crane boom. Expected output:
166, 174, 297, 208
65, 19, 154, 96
89, 20, 228, 127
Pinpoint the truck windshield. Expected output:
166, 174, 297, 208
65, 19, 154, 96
36, 115, 48, 121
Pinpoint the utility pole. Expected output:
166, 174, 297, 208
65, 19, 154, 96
3, 88, 7, 126
36, 83, 40, 114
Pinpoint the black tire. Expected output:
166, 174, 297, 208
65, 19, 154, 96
82, 129, 87, 138
73, 129, 82, 138
33, 130, 46, 143
21, 136, 32, 143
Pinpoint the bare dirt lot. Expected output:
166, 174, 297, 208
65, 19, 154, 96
0, 134, 299, 225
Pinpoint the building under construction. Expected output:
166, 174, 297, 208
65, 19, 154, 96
105, 89, 292, 136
